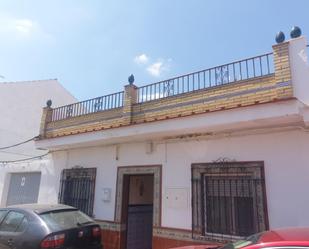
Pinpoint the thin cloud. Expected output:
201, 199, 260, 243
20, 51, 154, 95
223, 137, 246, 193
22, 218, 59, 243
134, 53, 172, 77
147, 59, 172, 77
0, 15, 51, 41
134, 54, 149, 64
147, 61, 163, 77
14, 19, 34, 34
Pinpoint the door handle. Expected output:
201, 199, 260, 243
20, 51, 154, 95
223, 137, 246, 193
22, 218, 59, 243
7, 238, 13, 246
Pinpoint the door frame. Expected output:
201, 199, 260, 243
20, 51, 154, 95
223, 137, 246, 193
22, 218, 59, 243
115, 165, 162, 249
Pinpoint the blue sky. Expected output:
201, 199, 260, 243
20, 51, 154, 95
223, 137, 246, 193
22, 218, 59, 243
0, 0, 308, 101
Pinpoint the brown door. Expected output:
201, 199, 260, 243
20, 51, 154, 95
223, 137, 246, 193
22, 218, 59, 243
120, 175, 130, 249
120, 174, 154, 249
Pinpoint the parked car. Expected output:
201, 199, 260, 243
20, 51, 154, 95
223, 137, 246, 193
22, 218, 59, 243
171, 227, 309, 249
0, 204, 103, 249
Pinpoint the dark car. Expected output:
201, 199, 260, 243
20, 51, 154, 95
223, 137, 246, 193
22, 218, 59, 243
171, 227, 309, 249
0, 204, 103, 249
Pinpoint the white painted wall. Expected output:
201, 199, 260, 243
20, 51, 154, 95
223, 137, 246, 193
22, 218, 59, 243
39, 129, 309, 231
0, 79, 76, 206
289, 36, 309, 105
0, 79, 76, 156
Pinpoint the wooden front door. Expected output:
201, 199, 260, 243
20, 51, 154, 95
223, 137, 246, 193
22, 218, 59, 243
121, 174, 154, 249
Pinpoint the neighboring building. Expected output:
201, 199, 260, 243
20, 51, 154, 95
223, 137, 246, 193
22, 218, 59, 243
0, 79, 76, 207
36, 35, 309, 249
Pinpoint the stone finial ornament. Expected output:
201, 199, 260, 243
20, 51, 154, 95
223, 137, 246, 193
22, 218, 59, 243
128, 74, 135, 85
46, 99, 52, 107
275, 31, 285, 44
290, 26, 302, 38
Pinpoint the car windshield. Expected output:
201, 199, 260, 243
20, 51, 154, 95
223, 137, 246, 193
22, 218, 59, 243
219, 232, 265, 249
39, 209, 94, 230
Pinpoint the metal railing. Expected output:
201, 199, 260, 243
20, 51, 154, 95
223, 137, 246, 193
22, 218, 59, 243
52, 91, 124, 121
137, 53, 273, 103
50, 52, 275, 122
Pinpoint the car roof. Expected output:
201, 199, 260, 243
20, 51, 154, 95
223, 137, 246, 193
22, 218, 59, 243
260, 227, 309, 242
6, 204, 77, 214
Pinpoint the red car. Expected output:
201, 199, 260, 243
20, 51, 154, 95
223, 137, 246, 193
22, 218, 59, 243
171, 227, 309, 249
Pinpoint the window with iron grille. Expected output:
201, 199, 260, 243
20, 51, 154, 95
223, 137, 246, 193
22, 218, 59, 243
58, 168, 96, 217
192, 162, 268, 240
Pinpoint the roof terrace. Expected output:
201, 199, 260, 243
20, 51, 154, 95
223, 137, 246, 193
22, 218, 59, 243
39, 36, 308, 139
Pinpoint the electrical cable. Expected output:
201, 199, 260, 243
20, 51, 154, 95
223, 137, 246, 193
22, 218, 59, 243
0, 136, 38, 150
0, 150, 37, 157
0, 152, 49, 163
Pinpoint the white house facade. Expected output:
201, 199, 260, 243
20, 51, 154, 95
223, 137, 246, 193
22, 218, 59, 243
0, 79, 76, 207
35, 36, 309, 249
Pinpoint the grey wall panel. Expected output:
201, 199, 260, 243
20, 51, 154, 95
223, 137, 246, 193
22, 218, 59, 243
6, 172, 41, 206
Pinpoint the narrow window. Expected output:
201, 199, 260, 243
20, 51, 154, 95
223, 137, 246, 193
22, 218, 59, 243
58, 168, 97, 217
